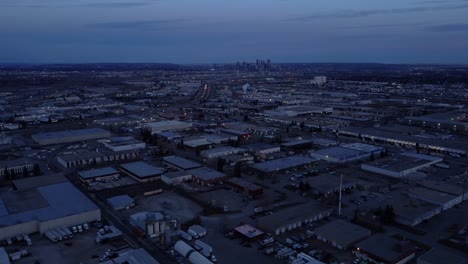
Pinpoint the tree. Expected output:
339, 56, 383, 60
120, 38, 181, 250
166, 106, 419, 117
380, 205, 396, 224
234, 162, 241, 177
22, 167, 29, 177
217, 158, 226, 172
33, 163, 42, 176
4, 167, 11, 180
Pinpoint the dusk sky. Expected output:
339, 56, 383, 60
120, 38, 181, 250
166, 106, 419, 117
1, 0, 468, 64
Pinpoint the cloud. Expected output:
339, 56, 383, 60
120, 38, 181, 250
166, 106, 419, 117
85, 19, 187, 30
292, 4, 468, 21
427, 23, 468, 32
81, 2, 151, 8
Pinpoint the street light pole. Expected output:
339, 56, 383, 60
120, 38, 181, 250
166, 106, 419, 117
338, 174, 343, 217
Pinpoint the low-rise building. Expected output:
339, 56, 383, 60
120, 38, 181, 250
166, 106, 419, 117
107, 195, 135, 211
120, 161, 166, 182
256, 202, 332, 235
406, 187, 461, 211
188, 167, 227, 186
146, 120, 192, 133
361, 153, 442, 179
417, 248, 468, 264
32, 128, 110, 145
78, 167, 120, 183
162, 156, 201, 170
98, 137, 146, 152
353, 234, 418, 264
227, 178, 264, 198
161, 171, 193, 185
250, 155, 319, 176
201, 146, 246, 159
314, 220, 371, 250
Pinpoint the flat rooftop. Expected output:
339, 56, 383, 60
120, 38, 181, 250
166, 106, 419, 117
33, 128, 109, 141
187, 167, 226, 181
234, 224, 264, 239
355, 234, 416, 263
120, 161, 165, 179
78, 167, 119, 179
0, 182, 99, 225
363, 152, 442, 173
314, 219, 371, 247
162, 156, 201, 170
250, 155, 318, 173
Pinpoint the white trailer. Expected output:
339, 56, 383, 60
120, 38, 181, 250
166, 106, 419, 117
56, 228, 68, 239
50, 230, 63, 240
179, 230, 193, 241
194, 240, 213, 253
62, 227, 73, 238
45, 231, 58, 243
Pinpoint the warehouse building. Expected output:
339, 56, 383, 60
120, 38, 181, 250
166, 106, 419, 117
234, 224, 265, 241
201, 146, 246, 159
353, 234, 417, 264
383, 192, 442, 227
406, 187, 461, 211
361, 152, 442, 179
174, 240, 213, 264
120, 161, 166, 182
161, 171, 193, 185
78, 167, 120, 183
162, 156, 201, 171
417, 248, 468, 264
227, 178, 264, 198
146, 120, 192, 133
314, 220, 371, 250
310, 143, 383, 163
100, 248, 160, 264
32, 128, 110, 145
418, 179, 468, 201
57, 149, 139, 168
0, 180, 100, 240
256, 202, 332, 235
0, 158, 34, 178
107, 195, 135, 210
98, 137, 146, 152
250, 155, 319, 176
188, 167, 227, 186
306, 174, 356, 196
245, 143, 281, 155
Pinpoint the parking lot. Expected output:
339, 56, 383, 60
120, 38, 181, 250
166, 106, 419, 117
9, 225, 127, 264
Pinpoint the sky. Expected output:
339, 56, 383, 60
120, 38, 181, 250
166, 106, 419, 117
1, 0, 468, 64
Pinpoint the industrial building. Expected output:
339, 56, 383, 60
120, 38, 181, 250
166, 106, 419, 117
234, 224, 265, 241
57, 149, 139, 168
249, 155, 319, 176
146, 120, 192, 133
0, 158, 34, 178
98, 137, 146, 152
227, 178, 264, 198
200, 146, 246, 159
161, 171, 193, 185
383, 192, 442, 227
187, 167, 227, 186
306, 174, 356, 196
0, 180, 100, 240
245, 143, 281, 155
120, 161, 166, 182
256, 202, 332, 235
314, 220, 371, 250
130, 212, 166, 239
417, 248, 468, 264
77, 167, 120, 183
107, 195, 135, 210
162, 156, 201, 170
32, 128, 111, 145
353, 234, 417, 264
419, 179, 468, 201
361, 152, 442, 179
310, 143, 383, 163
406, 187, 461, 211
